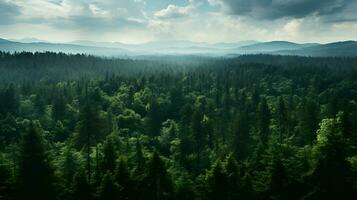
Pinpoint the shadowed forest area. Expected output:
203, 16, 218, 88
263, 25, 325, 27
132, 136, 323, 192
0, 52, 356, 200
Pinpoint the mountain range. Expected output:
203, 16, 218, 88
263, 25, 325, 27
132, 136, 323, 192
0, 38, 356, 57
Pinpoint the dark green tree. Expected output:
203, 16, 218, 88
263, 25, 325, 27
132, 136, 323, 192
276, 97, 288, 143
267, 158, 291, 200
16, 122, 55, 200
115, 158, 135, 199
304, 117, 354, 199
98, 172, 120, 200
134, 139, 145, 175
102, 138, 116, 173
75, 102, 102, 181
72, 172, 93, 200
143, 151, 173, 200
146, 99, 163, 136
298, 98, 319, 145
231, 111, 251, 160
258, 97, 271, 147
205, 160, 229, 200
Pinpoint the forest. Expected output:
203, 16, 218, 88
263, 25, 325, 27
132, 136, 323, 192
0, 52, 356, 200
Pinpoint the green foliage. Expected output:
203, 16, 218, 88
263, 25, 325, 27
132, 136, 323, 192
0, 53, 356, 199
16, 122, 55, 200
143, 151, 173, 200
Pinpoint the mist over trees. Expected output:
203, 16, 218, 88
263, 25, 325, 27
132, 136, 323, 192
0, 52, 356, 199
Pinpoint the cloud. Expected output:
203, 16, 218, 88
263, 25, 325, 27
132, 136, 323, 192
212, 0, 353, 20
0, 0, 21, 25
6, 0, 148, 31
1, 0, 357, 43
154, 4, 195, 19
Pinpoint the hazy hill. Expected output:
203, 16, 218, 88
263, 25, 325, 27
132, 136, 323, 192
1, 38, 357, 57
276, 41, 357, 57
0, 38, 129, 56
237, 41, 319, 53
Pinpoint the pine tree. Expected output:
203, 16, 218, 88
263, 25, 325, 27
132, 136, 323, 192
143, 151, 173, 200
191, 108, 204, 171
276, 97, 288, 143
224, 154, 241, 200
231, 111, 251, 160
258, 97, 271, 147
0, 84, 19, 116
134, 139, 145, 175
75, 101, 102, 181
267, 158, 290, 200
52, 95, 66, 121
304, 117, 354, 199
16, 122, 55, 200
98, 172, 120, 200
102, 138, 116, 173
298, 98, 319, 145
115, 158, 135, 199
146, 99, 162, 136
0, 153, 11, 199
72, 172, 93, 200
205, 160, 229, 200
60, 147, 81, 187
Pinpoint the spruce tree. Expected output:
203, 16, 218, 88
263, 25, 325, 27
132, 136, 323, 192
72, 172, 93, 200
75, 101, 102, 181
98, 172, 120, 200
115, 158, 135, 199
143, 151, 173, 200
258, 97, 271, 147
102, 138, 116, 173
16, 122, 55, 200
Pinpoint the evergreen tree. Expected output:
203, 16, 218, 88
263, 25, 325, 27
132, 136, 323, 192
98, 172, 120, 200
102, 138, 116, 173
146, 99, 162, 136
298, 99, 319, 145
60, 147, 81, 187
276, 97, 288, 143
16, 122, 55, 200
0, 153, 11, 199
134, 139, 145, 175
75, 101, 102, 181
191, 108, 205, 171
267, 158, 291, 200
52, 95, 66, 121
115, 158, 135, 199
304, 117, 354, 199
143, 151, 173, 200
72, 172, 93, 200
231, 111, 251, 160
258, 97, 271, 147
0, 84, 19, 116
205, 160, 229, 200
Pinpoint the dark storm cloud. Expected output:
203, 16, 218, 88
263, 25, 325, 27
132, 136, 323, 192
217, 0, 355, 20
0, 1, 21, 25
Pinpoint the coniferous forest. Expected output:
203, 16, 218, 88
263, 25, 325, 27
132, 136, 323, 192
0, 52, 356, 200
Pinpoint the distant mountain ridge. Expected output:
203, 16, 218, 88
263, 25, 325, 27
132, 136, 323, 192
1, 38, 356, 57
275, 41, 357, 57
0, 38, 129, 57
238, 41, 319, 52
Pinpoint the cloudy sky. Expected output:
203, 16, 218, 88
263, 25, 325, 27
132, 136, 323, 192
0, 0, 357, 43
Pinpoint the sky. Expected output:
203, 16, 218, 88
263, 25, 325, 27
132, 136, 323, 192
0, 0, 357, 44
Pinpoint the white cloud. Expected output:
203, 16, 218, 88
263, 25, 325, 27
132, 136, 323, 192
89, 4, 110, 17
155, 4, 194, 19
283, 19, 302, 34
0, 0, 356, 43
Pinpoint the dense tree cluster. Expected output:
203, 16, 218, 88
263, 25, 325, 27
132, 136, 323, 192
0, 52, 356, 199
